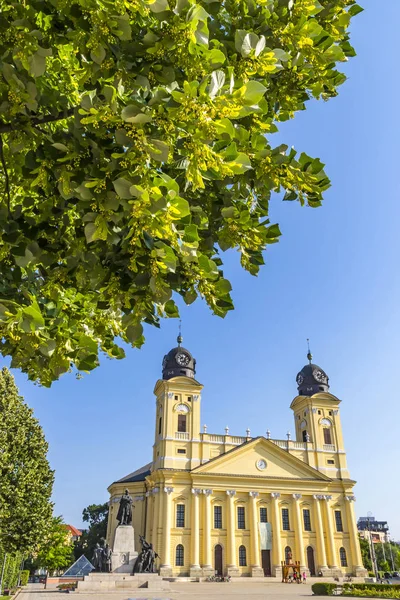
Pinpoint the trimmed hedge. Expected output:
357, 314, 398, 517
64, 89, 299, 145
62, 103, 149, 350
20, 570, 29, 587
312, 583, 339, 595
343, 584, 400, 598
344, 585, 400, 591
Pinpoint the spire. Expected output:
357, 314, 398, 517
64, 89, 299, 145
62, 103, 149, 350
307, 338, 312, 364
177, 319, 183, 346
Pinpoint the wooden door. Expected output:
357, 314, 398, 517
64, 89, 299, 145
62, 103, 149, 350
307, 546, 316, 576
261, 550, 271, 576
214, 545, 223, 576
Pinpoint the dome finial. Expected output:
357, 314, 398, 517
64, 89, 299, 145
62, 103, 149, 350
177, 319, 183, 346
307, 338, 312, 364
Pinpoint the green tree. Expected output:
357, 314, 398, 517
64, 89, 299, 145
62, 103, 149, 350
29, 517, 74, 575
0, 0, 362, 386
0, 367, 54, 553
359, 537, 372, 572
74, 503, 109, 562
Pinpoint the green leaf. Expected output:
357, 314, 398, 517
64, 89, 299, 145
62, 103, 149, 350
52, 143, 68, 152
29, 52, 46, 77
121, 105, 152, 124
39, 339, 57, 357
209, 70, 225, 99
113, 178, 133, 198
125, 323, 144, 343
225, 152, 252, 174
147, 0, 169, 13
23, 299, 45, 329
148, 139, 169, 162
90, 45, 106, 65
164, 299, 179, 317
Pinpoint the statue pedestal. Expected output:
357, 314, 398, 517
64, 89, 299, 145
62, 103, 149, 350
111, 525, 138, 573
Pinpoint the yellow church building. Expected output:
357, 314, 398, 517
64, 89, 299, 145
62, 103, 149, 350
106, 338, 366, 579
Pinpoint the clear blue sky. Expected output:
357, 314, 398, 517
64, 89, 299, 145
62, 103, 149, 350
3, 0, 400, 539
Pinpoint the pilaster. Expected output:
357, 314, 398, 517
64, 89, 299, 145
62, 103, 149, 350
345, 496, 367, 576
249, 491, 263, 577
190, 488, 203, 577
271, 492, 282, 577
226, 490, 239, 577
313, 495, 328, 575
292, 494, 306, 568
159, 486, 173, 577
202, 489, 214, 577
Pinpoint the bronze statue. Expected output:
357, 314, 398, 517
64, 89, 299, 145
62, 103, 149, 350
116, 489, 133, 526
92, 543, 103, 572
103, 543, 112, 573
134, 535, 159, 573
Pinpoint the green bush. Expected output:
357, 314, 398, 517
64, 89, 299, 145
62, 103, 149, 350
344, 584, 400, 591
343, 590, 400, 598
20, 570, 29, 586
368, 572, 376, 577
312, 583, 339, 595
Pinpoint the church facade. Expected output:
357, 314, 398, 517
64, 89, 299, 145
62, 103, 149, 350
106, 339, 366, 578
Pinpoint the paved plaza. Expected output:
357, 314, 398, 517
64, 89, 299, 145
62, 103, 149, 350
21, 582, 315, 600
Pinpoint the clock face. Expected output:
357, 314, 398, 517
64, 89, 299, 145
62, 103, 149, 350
296, 373, 304, 385
256, 459, 267, 471
313, 369, 325, 383
176, 352, 190, 367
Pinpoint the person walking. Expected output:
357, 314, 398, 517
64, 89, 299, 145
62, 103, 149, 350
302, 572, 307, 583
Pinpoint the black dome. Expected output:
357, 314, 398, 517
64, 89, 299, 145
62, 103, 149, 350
296, 363, 329, 396
162, 339, 196, 380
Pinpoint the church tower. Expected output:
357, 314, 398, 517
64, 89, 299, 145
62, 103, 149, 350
152, 335, 203, 471
290, 346, 349, 479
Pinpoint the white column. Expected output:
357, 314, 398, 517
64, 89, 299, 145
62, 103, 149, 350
345, 496, 363, 570
249, 492, 261, 568
191, 488, 201, 569
323, 496, 338, 568
271, 492, 282, 569
203, 489, 213, 569
161, 486, 173, 569
313, 495, 327, 570
151, 488, 160, 554
292, 494, 306, 566
226, 490, 237, 568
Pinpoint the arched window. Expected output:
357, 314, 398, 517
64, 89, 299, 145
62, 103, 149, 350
339, 547, 347, 567
285, 546, 292, 565
238, 545, 247, 567
302, 430, 309, 442
323, 428, 332, 444
178, 414, 187, 432
175, 544, 184, 566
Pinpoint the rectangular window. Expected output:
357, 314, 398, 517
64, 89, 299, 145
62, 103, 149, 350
214, 506, 222, 529
260, 507, 268, 523
177, 448, 186, 454
323, 428, 332, 444
303, 509, 311, 531
335, 510, 343, 532
327, 459, 335, 465
187, 396, 192, 402
282, 508, 290, 531
177, 414, 187, 432
237, 506, 245, 529
158, 416, 162, 435
176, 504, 185, 528
174, 395, 179, 400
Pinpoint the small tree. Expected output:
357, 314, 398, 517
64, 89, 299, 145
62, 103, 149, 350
30, 517, 74, 575
0, 367, 54, 553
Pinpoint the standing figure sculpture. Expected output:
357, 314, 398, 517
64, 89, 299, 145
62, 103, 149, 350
92, 543, 103, 572
134, 535, 159, 573
103, 543, 112, 573
116, 489, 133, 526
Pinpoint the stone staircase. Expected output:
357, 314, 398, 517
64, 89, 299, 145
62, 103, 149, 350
76, 573, 170, 592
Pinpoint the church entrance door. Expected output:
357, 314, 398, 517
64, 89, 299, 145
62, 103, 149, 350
307, 546, 316, 576
261, 550, 271, 576
214, 544, 223, 576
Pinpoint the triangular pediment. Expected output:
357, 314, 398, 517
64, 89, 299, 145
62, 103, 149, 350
192, 437, 331, 481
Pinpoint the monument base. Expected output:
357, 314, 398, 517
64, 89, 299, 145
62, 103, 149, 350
111, 525, 138, 573
76, 573, 170, 592
251, 566, 265, 577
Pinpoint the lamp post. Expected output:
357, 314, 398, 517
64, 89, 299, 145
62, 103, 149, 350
367, 513, 378, 579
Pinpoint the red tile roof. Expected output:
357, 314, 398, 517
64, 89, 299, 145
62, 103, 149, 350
65, 525, 82, 537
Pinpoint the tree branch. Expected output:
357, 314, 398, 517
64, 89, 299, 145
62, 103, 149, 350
0, 107, 76, 134
0, 135, 11, 215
